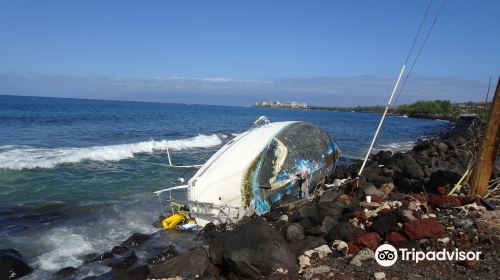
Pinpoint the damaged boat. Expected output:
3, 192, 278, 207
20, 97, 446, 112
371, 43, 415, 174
154, 116, 339, 227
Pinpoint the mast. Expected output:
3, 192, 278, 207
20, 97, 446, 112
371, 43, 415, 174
358, 65, 406, 176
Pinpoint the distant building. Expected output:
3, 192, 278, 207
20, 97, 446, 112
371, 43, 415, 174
254, 101, 307, 109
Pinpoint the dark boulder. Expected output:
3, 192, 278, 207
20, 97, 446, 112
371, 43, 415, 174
111, 265, 150, 280
0, 249, 33, 279
429, 170, 461, 190
297, 204, 320, 225
286, 223, 304, 242
413, 155, 433, 167
84, 251, 114, 263
395, 154, 425, 179
371, 211, 398, 236
326, 222, 353, 241
288, 236, 327, 258
54, 267, 78, 278
147, 245, 179, 265
413, 140, 431, 152
150, 247, 219, 279
110, 245, 129, 255
108, 251, 137, 269
120, 233, 151, 247
372, 150, 393, 165
317, 201, 343, 220
208, 217, 297, 278
319, 189, 342, 203
371, 175, 394, 187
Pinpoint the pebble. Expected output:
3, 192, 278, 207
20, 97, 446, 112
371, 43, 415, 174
374, 272, 386, 279
438, 237, 450, 244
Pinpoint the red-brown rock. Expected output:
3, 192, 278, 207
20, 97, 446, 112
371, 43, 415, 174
347, 227, 368, 242
355, 232, 381, 251
353, 211, 367, 222
428, 195, 461, 208
378, 208, 392, 216
347, 241, 360, 255
403, 218, 444, 240
408, 194, 427, 203
436, 186, 448, 195
385, 232, 407, 245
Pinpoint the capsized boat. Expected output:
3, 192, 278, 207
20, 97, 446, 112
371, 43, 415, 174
154, 116, 340, 227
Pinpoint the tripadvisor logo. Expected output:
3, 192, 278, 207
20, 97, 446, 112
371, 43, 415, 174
375, 244, 398, 267
375, 244, 482, 267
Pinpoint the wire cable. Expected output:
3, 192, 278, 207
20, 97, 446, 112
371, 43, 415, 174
392, 0, 447, 107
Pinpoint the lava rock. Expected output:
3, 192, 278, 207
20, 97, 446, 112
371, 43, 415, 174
111, 264, 150, 280
109, 251, 137, 269
0, 249, 33, 279
317, 202, 343, 220
286, 223, 305, 242
385, 232, 407, 245
120, 233, 151, 247
150, 247, 218, 279
372, 150, 393, 165
429, 170, 461, 190
319, 189, 342, 203
208, 217, 297, 278
404, 218, 445, 240
361, 182, 382, 197
147, 245, 179, 265
326, 222, 353, 241
355, 232, 381, 251
371, 211, 398, 236
320, 215, 339, 233
54, 267, 78, 278
298, 204, 320, 225
288, 236, 327, 258
85, 251, 114, 263
395, 154, 425, 179
110, 245, 129, 255
428, 195, 462, 208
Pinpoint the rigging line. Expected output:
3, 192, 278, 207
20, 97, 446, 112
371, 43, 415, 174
403, 0, 434, 65
482, 76, 492, 114
392, 0, 447, 108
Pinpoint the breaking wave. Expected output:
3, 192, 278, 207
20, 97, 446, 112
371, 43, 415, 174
0, 134, 222, 170
375, 141, 415, 153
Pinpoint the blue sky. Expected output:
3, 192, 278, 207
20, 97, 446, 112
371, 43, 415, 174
0, 1, 498, 106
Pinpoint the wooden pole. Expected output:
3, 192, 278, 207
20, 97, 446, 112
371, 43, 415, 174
469, 76, 500, 196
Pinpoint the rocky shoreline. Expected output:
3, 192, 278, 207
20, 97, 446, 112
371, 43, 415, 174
2, 119, 499, 280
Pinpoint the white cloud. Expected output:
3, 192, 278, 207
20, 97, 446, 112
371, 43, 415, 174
0, 73, 489, 106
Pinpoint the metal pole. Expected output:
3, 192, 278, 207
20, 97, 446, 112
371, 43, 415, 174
358, 64, 406, 176
166, 147, 173, 166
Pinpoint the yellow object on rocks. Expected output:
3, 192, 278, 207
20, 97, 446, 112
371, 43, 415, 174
162, 212, 186, 229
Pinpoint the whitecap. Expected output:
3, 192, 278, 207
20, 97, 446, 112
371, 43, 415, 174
375, 141, 415, 153
0, 134, 222, 170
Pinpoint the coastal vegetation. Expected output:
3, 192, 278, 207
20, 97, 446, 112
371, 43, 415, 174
307, 100, 490, 119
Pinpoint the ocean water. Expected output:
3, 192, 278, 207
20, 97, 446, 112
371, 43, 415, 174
0, 95, 449, 278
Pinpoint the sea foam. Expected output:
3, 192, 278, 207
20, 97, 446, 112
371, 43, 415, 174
0, 134, 222, 170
